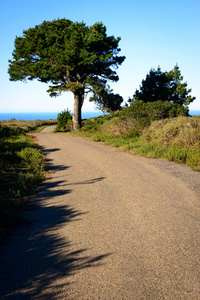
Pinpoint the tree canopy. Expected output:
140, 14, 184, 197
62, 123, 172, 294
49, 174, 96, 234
8, 19, 125, 129
133, 65, 195, 106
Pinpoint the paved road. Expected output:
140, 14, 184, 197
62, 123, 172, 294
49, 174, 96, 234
0, 128, 200, 299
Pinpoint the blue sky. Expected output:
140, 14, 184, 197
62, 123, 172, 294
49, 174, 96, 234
1, 0, 200, 112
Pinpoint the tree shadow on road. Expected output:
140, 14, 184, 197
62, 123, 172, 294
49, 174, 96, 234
40, 146, 61, 155
0, 153, 110, 299
39, 145, 69, 173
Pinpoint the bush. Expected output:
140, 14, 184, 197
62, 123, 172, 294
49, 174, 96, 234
122, 101, 189, 124
0, 125, 23, 139
91, 101, 189, 138
18, 147, 44, 169
81, 117, 106, 132
142, 116, 200, 150
56, 109, 72, 131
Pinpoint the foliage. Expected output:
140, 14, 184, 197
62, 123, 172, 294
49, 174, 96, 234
122, 100, 189, 123
18, 147, 44, 169
167, 65, 195, 105
81, 101, 189, 137
0, 125, 45, 244
134, 67, 169, 102
55, 109, 72, 131
142, 116, 200, 150
89, 85, 123, 113
81, 117, 105, 132
8, 19, 125, 129
0, 125, 23, 138
101, 101, 189, 136
133, 65, 195, 106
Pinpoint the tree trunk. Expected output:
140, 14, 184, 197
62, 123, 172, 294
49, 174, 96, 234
73, 88, 84, 131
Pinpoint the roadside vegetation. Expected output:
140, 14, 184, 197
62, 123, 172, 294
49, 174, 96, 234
0, 118, 57, 133
0, 120, 54, 244
73, 101, 200, 171
54, 109, 73, 132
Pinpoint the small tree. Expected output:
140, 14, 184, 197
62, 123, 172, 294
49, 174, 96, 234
8, 19, 125, 130
133, 65, 195, 106
56, 109, 72, 131
167, 64, 196, 106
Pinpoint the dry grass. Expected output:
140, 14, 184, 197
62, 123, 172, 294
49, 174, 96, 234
142, 116, 200, 151
99, 116, 138, 136
0, 119, 57, 132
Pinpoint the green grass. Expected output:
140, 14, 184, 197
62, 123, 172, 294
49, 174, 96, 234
0, 124, 46, 244
122, 141, 200, 169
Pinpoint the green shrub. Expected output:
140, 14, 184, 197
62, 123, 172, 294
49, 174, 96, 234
55, 109, 72, 131
64, 119, 73, 131
18, 147, 44, 169
88, 101, 189, 138
121, 116, 200, 169
142, 116, 200, 150
121, 101, 189, 124
81, 116, 106, 132
0, 125, 23, 139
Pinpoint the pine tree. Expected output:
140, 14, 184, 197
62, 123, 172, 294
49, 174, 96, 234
134, 65, 195, 106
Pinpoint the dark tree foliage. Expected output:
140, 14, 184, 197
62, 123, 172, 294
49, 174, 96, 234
89, 86, 123, 113
8, 19, 125, 130
134, 67, 170, 102
134, 65, 195, 106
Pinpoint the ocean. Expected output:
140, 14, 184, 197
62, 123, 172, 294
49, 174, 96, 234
0, 110, 199, 121
0, 111, 103, 121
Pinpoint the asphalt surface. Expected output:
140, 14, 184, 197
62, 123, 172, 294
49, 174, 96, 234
0, 127, 200, 299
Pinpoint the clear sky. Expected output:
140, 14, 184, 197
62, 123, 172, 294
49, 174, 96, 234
1, 0, 200, 112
